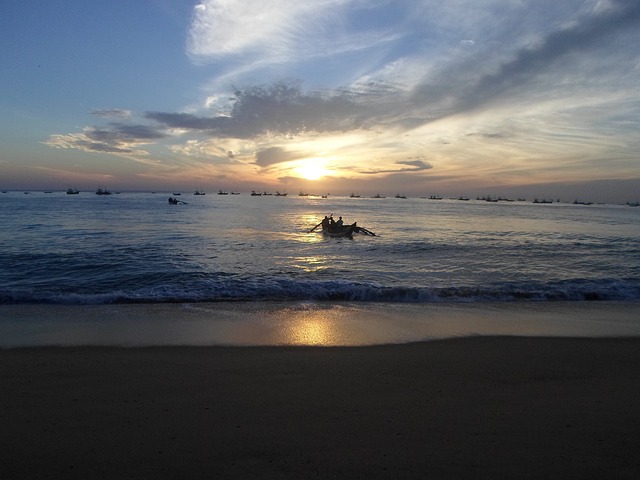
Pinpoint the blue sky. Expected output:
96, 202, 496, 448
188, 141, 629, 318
1, 0, 639, 202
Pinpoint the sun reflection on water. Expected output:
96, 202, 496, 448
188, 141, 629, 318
293, 255, 328, 272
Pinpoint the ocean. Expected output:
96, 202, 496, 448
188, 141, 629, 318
1, 191, 639, 346
2, 191, 638, 305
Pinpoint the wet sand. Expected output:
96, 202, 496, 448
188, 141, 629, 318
2, 301, 640, 347
2, 336, 640, 479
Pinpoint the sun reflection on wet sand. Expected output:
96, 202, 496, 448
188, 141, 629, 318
270, 305, 342, 345
288, 319, 333, 345
3, 302, 640, 348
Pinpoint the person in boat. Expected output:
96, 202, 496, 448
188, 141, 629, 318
336, 216, 344, 229
329, 216, 337, 232
321, 216, 330, 231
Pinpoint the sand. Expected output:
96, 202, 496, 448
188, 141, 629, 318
2, 301, 640, 346
2, 337, 640, 479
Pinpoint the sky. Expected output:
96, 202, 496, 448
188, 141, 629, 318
1, 0, 639, 202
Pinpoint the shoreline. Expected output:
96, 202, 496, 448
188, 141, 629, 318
2, 336, 640, 479
2, 300, 640, 347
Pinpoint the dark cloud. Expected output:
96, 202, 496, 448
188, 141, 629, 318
359, 158, 432, 175
86, 123, 166, 142
255, 146, 302, 167
91, 109, 132, 119
70, 139, 135, 154
45, 123, 166, 155
144, 112, 231, 132
147, 82, 374, 139
396, 159, 432, 169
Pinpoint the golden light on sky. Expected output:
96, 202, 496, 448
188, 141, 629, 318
293, 159, 328, 180
2, 1, 639, 202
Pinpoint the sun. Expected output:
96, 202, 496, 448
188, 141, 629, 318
295, 160, 327, 180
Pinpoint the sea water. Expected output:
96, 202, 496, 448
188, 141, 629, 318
1, 191, 639, 305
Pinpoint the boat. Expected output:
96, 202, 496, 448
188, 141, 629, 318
321, 223, 358, 238
275, 191, 288, 196
309, 218, 377, 238
96, 188, 111, 195
250, 190, 262, 196
217, 190, 228, 195
65, 188, 79, 194
194, 190, 206, 195
395, 194, 407, 199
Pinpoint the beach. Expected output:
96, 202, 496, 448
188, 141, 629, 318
2, 333, 640, 479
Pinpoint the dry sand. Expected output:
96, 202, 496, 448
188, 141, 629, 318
2, 337, 640, 479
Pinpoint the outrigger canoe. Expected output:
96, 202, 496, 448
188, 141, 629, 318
316, 222, 377, 238
322, 223, 358, 238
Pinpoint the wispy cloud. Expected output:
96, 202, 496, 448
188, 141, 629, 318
187, 0, 390, 63
91, 109, 132, 119
359, 158, 432, 175
44, 123, 168, 167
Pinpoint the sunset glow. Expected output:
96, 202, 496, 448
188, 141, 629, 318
294, 160, 328, 181
1, 1, 639, 202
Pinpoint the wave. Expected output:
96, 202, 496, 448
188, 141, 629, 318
1, 277, 638, 305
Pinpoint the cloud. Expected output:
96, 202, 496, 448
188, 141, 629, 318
187, 0, 388, 64
411, 0, 640, 118
359, 158, 432, 175
147, 82, 379, 138
40, 1, 640, 199
91, 109, 132, 119
46, 133, 138, 154
86, 123, 166, 142
44, 123, 167, 159
254, 146, 303, 167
